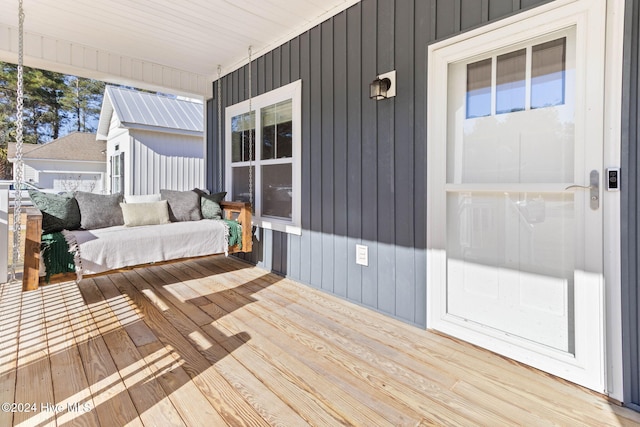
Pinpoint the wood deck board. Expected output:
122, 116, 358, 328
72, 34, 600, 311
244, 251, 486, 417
129, 266, 314, 427
14, 286, 55, 426
0, 281, 22, 427
205, 257, 620, 426
87, 277, 187, 427
2, 254, 639, 426
59, 279, 143, 427
93, 275, 226, 427
159, 262, 412, 427
173, 261, 463, 425
41, 283, 100, 427
210, 263, 581, 424
106, 269, 270, 427
183, 262, 494, 426
137, 266, 324, 426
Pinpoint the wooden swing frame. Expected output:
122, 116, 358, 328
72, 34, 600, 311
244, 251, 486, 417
22, 200, 253, 291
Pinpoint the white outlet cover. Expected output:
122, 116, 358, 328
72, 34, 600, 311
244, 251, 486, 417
356, 244, 368, 266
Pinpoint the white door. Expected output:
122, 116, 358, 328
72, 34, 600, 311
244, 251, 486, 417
427, 0, 606, 391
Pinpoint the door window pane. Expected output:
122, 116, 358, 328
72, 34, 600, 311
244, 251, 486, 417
262, 100, 293, 160
231, 112, 255, 162
496, 49, 526, 114
531, 38, 566, 109
446, 191, 575, 352
262, 164, 292, 219
466, 58, 492, 118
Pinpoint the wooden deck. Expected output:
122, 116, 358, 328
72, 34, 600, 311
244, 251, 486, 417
1, 255, 639, 426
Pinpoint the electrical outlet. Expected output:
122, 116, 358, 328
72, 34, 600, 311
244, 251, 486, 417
356, 244, 368, 266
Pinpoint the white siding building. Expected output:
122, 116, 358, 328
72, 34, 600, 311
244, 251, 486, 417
97, 86, 204, 196
8, 132, 107, 193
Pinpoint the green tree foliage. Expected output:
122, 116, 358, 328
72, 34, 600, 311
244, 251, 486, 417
63, 76, 105, 133
0, 61, 105, 146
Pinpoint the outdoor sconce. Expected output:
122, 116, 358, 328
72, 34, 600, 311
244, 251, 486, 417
370, 70, 396, 100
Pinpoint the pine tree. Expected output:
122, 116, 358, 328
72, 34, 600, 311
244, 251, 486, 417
62, 76, 105, 133
0, 61, 105, 146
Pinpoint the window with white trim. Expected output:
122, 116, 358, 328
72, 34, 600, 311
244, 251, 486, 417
110, 151, 124, 194
225, 80, 302, 234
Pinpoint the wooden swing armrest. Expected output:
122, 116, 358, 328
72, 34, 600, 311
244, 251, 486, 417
23, 207, 43, 291
220, 201, 253, 253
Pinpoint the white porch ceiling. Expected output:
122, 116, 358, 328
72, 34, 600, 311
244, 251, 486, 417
0, 0, 359, 96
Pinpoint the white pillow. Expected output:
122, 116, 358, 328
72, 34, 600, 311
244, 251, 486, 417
120, 200, 170, 227
125, 193, 161, 204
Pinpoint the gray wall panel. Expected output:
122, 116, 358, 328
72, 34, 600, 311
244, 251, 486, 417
298, 31, 312, 286
376, 0, 397, 316
309, 26, 322, 234
321, 20, 336, 292
334, 12, 349, 298
321, 19, 335, 236
272, 48, 281, 89
394, 0, 416, 322
413, 0, 432, 328
361, 0, 380, 310
461, 0, 485, 30
281, 42, 290, 86
489, 0, 516, 20
206, 98, 214, 191
436, 0, 457, 38
208, 0, 553, 328
334, 12, 348, 239
622, 0, 640, 410
290, 38, 300, 82
346, 4, 364, 302
264, 52, 273, 93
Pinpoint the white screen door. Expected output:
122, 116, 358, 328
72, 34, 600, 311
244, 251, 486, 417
427, 0, 606, 391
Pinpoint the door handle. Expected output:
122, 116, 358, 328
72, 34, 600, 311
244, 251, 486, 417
564, 170, 599, 210
564, 184, 594, 190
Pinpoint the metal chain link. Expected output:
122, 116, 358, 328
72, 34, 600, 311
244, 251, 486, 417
247, 46, 253, 208
11, 0, 25, 282
217, 65, 223, 193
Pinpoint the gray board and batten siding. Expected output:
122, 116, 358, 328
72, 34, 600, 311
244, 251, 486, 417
207, 0, 551, 327
622, 0, 640, 412
207, 0, 639, 409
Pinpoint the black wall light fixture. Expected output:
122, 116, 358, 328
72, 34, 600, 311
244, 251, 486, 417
370, 70, 396, 100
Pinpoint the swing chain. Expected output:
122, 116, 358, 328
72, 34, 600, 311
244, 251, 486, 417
247, 46, 253, 208
217, 65, 223, 193
11, 0, 25, 282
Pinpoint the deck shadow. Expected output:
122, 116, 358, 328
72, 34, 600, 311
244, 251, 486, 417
9, 256, 278, 426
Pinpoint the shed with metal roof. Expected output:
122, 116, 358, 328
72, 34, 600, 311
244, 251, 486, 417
97, 86, 205, 195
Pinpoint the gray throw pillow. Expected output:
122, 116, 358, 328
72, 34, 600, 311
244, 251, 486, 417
160, 189, 203, 222
195, 189, 226, 220
28, 190, 81, 234
75, 191, 124, 229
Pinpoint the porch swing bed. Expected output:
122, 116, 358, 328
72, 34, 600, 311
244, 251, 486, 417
22, 191, 253, 291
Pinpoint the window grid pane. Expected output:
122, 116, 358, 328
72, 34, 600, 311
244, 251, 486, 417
232, 166, 255, 207
466, 58, 492, 119
531, 38, 566, 109
262, 163, 292, 220
231, 112, 255, 163
496, 49, 526, 114
262, 100, 293, 160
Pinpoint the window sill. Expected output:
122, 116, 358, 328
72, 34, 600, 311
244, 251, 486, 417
253, 218, 302, 236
